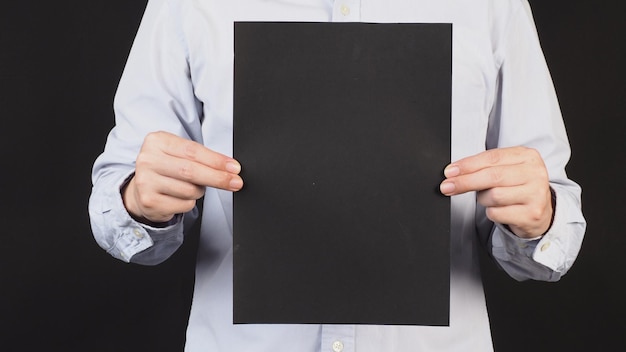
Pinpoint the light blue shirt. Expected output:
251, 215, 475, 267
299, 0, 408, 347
89, 0, 586, 351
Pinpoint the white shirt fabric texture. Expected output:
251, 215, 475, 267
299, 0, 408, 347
89, 0, 587, 351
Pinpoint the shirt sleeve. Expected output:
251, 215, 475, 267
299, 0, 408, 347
482, 1, 587, 281
88, 0, 201, 265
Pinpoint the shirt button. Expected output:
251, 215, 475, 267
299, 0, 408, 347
332, 340, 344, 352
133, 228, 144, 239
540, 241, 551, 252
340, 4, 350, 16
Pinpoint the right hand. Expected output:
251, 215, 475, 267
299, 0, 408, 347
122, 131, 243, 224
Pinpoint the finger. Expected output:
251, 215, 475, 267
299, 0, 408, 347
135, 171, 206, 201
150, 131, 241, 174
476, 186, 533, 208
483, 202, 551, 238
440, 164, 528, 195
135, 191, 199, 223
444, 146, 538, 178
139, 135, 243, 191
124, 176, 200, 223
152, 156, 243, 191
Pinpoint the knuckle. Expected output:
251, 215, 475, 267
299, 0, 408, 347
522, 147, 542, 164
486, 149, 502, 165
488, 168, 504, 185
144, 131, 163, 145
131, 172, 149, 190
537, 169, 549, 182
182, 183, 205, 199
529, 204, 546, 222
171, 199, 196, 214
135, 153, 151, 169
217, 171, 232, 187
137, 192, 158, 210
484, 207, 498, 222
525, 146, 539, 157
194, 185, 207, 199
489, 188, 506, 205
182, 141, 199, 160
177, 161, 195, 180
147, 131, 178, 153
181, 199, 197, 212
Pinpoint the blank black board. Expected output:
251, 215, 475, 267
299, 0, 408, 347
233, 22, 451, 326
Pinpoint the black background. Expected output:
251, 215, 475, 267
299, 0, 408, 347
1, 1, 624, 351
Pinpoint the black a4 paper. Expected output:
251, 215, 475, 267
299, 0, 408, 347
233, 22, 451, 326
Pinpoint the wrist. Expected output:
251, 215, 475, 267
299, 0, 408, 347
540, 186, 557, 236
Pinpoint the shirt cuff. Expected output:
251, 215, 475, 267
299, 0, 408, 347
490, 185, 584, 281
104, 171, 184, 263
531, 184, 585, 274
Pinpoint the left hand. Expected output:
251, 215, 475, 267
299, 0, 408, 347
439, 146, 554, 238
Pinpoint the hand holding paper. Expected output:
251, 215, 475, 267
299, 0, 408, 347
440, 146, 553, 238
123, 131, 243, 223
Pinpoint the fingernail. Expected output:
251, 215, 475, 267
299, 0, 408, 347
440, 182, 455, 195
226, 161, 241, 174
444, 165, 460, 178
230, 177, 243, 190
